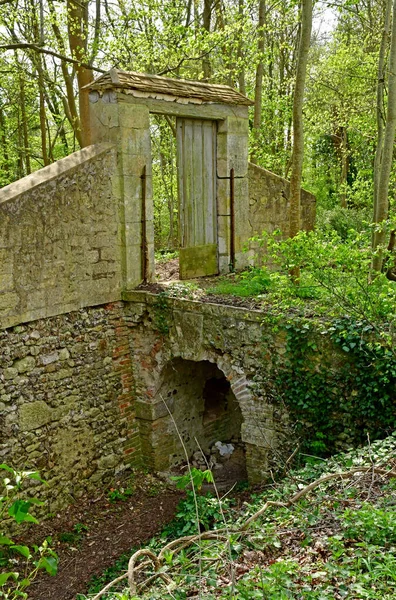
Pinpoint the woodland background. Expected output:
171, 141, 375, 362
0, 0, 388, 250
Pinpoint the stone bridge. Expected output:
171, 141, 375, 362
0, 69, 313, 509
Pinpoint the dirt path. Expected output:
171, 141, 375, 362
22, 477, 181, 600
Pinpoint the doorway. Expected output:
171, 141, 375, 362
151, 115, 219, 282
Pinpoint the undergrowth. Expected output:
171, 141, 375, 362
81, 433, 396, 599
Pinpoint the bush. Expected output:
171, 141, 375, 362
0, 464, 58, 599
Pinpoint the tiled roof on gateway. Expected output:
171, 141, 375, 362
86, 68, 254, 106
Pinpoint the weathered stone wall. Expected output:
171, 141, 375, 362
0, 302, 140, 512
0, 292, 292, 507
123, 291, 292, 483
248, 163, 316, 253
0, 144, 123, 329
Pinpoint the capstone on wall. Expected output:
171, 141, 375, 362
0, 144, 123, 330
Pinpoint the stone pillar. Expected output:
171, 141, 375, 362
89, 91, 154, 288
216, 114, 251, 273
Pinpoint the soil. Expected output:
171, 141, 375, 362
20, 474, 182, 600
154, 258, 180, 281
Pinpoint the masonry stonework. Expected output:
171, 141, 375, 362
248, 163, 316, 262
0, 144, 123, 330
0, 303, 139, 512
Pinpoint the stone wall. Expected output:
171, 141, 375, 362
123, 291, 292, 483
0, 144, 123, 330
248, 163, 316, 252
0, 302, 140, 512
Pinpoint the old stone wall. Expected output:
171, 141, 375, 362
123, 291, 292, 483
248, 163, 316, 256
0, 302, 140, 513
0, 144, 123, 330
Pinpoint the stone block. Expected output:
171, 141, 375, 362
19, 400, 53, 431
14, 356, 35, 374
0, 273, 13, 291
120, 129, 151, 157
135, 400, 170, 421
217, 178, 230, 215
0, 292, 18, 312
118, 104, 150, 130
217, 116, 249, 135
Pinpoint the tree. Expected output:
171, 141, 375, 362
372, 0, 396, 272
289, 0, 313, 265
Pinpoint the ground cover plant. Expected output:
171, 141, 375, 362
80, 433, 396, 599
0, 465, 57, 599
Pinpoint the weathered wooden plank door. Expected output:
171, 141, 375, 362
176, 118, 218, 279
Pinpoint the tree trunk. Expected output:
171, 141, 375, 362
48, 0, 83, 146
0, 106, 10, 176
67, 0, 93, 147
251, 0, 266, 164
339, 126, 348, 208
372, 0, 396, 272
237, 0, 246, 94
202, 0, 212, 80
289, 0, 313, 281
373, 0, 392, 223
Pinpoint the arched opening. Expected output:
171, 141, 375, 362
147, 358, 247, 485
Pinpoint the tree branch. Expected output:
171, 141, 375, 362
0, 43, 105, 73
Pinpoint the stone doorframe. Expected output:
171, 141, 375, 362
87, 69, 253, 289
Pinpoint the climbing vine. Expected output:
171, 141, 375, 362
273, 318, 396, 456
152, 292, 171, 335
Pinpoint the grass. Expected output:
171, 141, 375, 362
206, 267, 271, 298
81, 433, 396, 599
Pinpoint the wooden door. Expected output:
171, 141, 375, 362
176, 118, 218, 279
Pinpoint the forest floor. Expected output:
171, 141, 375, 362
20, 473, 182, 600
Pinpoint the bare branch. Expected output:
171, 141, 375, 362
0, 43, 106, 73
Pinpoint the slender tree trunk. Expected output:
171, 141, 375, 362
19, 71, 31, 175
289, 0, 313, 281
48, 0, 83, 146
373, 0, 392, 223
372, 0, 396, 271
237, 0, 246, 94
339, 126, 348, 208
251, 0, 266, 164
67, 0, 93, 147
202, 0, 212, 80
0, 106, 10, 176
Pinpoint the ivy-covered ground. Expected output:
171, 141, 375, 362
81, 433, 396, 599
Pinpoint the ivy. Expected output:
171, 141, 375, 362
152, 291, 171, 335
274, 318, 396, 456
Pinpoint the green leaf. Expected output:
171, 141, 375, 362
0, 571, 18, 586
8, 500, 36, 524
0, 464, 15, 474
12, 545, 31, 559
38, 555, 58, 576
28, 472, 47, 485
0, 535, 14, 546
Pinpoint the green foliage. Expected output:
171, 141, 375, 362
107, 486, 134, 503
274, 317, 396, 455
154, 249, 179, 264
207, 268, 271, 298
152, 291, 171, 335
83, 435, 396, 600
164, 468, 230, 537
58, 523, 89, 545
261, 226, 396, 325
0, 465, 58, 599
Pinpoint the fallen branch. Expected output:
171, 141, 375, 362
93, 464, 396, 598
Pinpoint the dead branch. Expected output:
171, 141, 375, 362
94, 464, 396, 598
